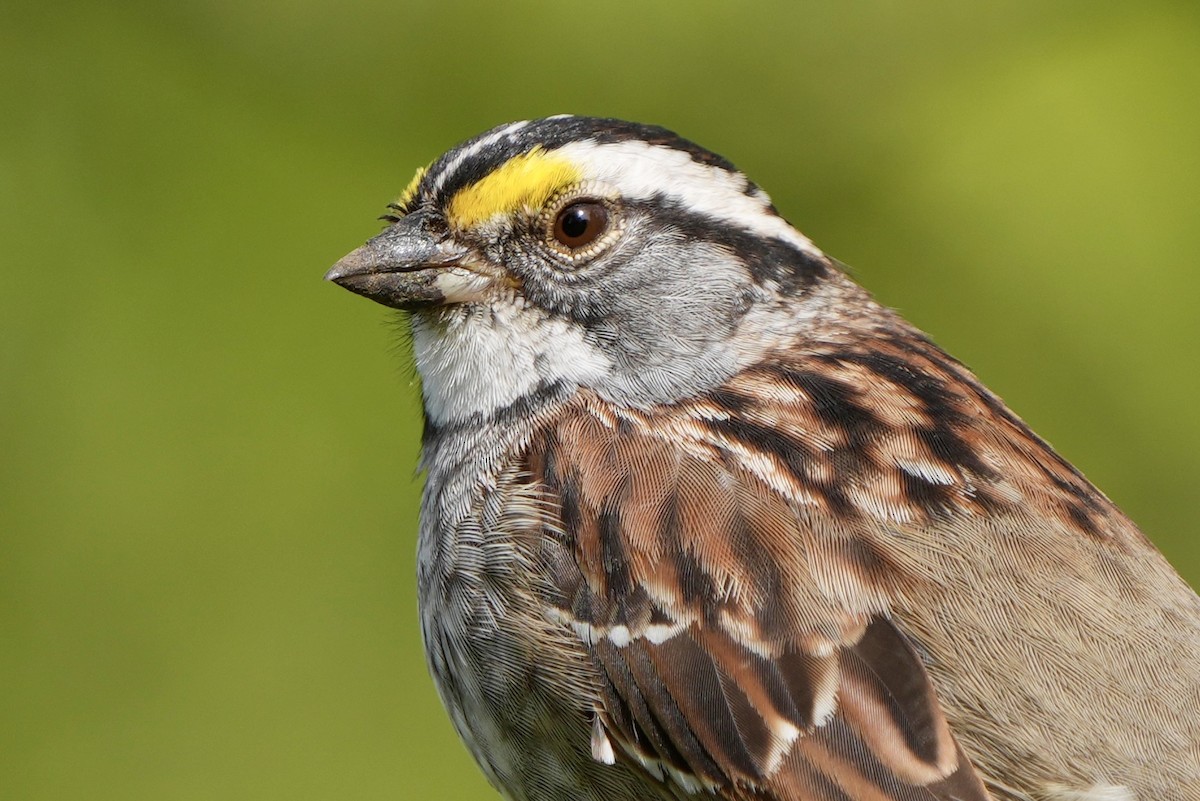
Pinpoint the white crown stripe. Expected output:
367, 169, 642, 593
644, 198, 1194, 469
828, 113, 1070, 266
555, 139, 823, 258
431, 120, 531, 193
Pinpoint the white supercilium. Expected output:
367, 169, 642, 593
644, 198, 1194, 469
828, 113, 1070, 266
556, 138, 824, 259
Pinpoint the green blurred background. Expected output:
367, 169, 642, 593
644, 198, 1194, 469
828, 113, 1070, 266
2, 1, 1198, 798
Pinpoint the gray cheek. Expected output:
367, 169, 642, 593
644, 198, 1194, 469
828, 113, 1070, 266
578, 237, 759, 405
616, 241, 750, 338
496, 219, 761, 406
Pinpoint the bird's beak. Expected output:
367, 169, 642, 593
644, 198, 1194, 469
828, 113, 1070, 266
325, 209, 469, 310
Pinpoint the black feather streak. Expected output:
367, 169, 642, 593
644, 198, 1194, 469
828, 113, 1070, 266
850, 620, 943, 768
597, 506, 633, 598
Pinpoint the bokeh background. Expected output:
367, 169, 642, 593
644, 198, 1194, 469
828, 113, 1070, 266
3, 1, 1198, 799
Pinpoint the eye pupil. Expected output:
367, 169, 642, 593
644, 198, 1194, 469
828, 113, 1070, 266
552, 201, 608, 249
561, 208, 590, 239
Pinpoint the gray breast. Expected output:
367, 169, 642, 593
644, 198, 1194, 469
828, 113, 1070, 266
415, 414, 674, 801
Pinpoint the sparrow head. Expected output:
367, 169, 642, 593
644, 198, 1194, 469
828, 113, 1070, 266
327, 116, 864, 421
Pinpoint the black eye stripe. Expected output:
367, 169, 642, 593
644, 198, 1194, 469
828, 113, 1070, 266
623, 196, 829, 293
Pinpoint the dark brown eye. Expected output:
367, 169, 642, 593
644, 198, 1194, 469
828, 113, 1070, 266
552, 201, 608, 249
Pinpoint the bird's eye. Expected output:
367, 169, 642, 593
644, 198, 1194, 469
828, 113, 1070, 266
552, 202, 608, 250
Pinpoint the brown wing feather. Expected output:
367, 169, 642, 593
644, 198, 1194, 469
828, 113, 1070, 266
525, 394, 991, 800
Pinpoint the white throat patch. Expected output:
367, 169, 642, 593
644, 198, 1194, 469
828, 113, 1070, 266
411, 300, 612, 425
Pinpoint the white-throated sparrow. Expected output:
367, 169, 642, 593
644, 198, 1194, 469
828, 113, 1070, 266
327, 116, 1200, 801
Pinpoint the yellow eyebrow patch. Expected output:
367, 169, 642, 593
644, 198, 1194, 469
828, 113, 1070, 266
395, 164, 428, 211
446, 147, 582, 229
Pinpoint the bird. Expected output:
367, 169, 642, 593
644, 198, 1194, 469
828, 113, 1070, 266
325, 116, 1200, 801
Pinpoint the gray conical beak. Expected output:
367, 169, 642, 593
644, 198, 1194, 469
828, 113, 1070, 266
325, 209, 466, 310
